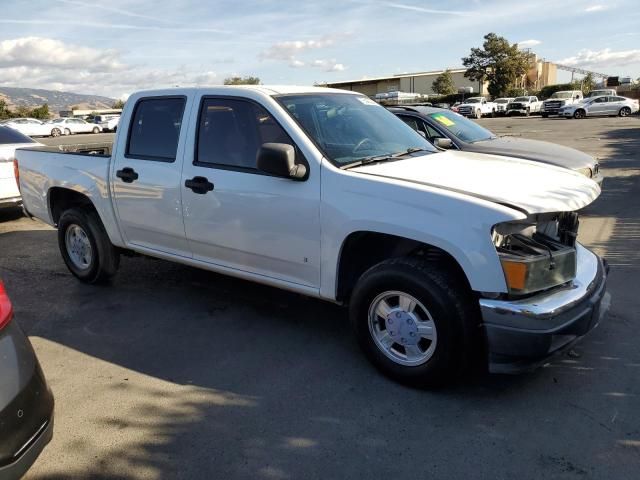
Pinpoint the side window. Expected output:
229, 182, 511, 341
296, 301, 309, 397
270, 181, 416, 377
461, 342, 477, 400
196, 98, 293, 170
424, 123, 444, 141
614, 97, 626, 102
127, 97, 185, 161
399, 116, 420, 131
594, 97, 607, 103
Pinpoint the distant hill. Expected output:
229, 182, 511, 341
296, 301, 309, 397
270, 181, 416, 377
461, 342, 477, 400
0, 87, 116, 113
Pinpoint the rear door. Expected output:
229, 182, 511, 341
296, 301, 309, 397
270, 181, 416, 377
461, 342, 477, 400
180, 95, 321, 287
111, 95, 193, 257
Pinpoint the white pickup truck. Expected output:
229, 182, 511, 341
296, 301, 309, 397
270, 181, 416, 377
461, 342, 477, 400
541, 90, 584, 117
15, 86, 609, 386
456, 97, 497, 118
506, 96, 542, 116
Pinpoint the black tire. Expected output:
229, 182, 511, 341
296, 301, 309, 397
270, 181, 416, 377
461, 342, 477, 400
541, 113, 548, 118
349, 257, 479, 388
525, 108, 530, 117
475, 109, 481, 119
58, 208, 120, 284
51, 128, 61, 137
619, 107, 631, 117
573, 109, 585, 119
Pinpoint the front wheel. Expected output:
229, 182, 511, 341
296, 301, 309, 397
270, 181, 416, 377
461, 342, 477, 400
541, 113, 548, 118
92, 127, 100, 133
525, 108, 530, 117
619, 107, 631, 117
475, 109, 481, 119
573, 109, 586, 119
350, 257, 478, 387
64, 128, 71, 135
50, 128, 61, 137
58, 208, 120, 283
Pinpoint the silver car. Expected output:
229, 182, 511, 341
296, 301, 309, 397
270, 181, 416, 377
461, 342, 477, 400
559, 95, 640, 119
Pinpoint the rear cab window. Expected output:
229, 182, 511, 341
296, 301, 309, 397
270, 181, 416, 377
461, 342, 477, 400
126, 97, 186, 161
0, 126, 36, 145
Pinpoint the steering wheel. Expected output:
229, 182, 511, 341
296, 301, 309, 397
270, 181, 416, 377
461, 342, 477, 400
353, 137, 374, 153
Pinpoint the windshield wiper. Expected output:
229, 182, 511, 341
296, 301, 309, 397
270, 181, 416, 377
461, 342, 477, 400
340, 148, 430, 170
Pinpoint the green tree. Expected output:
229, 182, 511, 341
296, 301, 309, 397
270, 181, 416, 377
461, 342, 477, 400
224, 76, 261, 85
581, 73, 595, 94
462, 33, 533, 97
112, 99, 125, 109
31, 104, 50, 120
431, 70, 456, 95
0, 99, 11, 120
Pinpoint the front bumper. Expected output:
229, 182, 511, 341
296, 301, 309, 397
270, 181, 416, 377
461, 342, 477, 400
480, 244, 609, 374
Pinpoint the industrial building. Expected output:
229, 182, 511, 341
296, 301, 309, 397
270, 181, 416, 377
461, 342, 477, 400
327, 57, 559, 98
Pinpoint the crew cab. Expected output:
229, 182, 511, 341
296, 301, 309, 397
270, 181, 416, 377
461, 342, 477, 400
455, 97, 497, 118
506, 96, 542, 116
541, 90, 583, 117
585, 89, 616, 99
493, 98, 514, 116
15, 86, 609, 386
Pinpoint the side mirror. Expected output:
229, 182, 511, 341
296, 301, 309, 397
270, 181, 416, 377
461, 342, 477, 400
434, 137, 453, 149
257, 143, 307, 180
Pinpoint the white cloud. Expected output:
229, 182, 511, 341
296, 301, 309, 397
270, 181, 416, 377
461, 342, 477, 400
260, 35, 346, 71
384, 2, 474, 16
558, 48, 640, 71
585, 5, 607, 12
0, 37, 123, 72
0, 37, 222, 99
517, 39, 541, 48
311, 60, 345, 72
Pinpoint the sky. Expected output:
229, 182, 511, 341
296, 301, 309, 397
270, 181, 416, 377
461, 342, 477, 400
0, 0, 639, 99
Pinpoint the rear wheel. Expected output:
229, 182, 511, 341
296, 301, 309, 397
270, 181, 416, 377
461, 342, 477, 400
541, 113, 548, 118
58, 208, 120, 284
573, 109, 586, 119
350, 257, 478, 387
619, 107, 631, 117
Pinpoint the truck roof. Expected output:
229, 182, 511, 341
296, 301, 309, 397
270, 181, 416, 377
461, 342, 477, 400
130, 85, 356, 97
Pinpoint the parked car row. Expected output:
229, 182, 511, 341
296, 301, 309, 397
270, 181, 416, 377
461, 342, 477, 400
449, 90, 639, 119
0, 116, 121, 138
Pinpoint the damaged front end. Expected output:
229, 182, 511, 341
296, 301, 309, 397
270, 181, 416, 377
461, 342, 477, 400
493, 212, 580, 296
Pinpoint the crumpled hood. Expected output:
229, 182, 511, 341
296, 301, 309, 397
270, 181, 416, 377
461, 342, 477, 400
465, 136, 595, 170
352, 150, 600, 214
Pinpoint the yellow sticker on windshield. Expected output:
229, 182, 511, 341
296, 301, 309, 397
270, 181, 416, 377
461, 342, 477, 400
433, 115, 455, 127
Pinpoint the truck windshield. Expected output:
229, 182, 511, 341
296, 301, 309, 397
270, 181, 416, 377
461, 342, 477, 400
427, 111, 495, 143
465, 98, 482, 103
276, 93, 436, 166
495, 99, 510, 103
514, 97, 530, 102
550, 92, 573, 99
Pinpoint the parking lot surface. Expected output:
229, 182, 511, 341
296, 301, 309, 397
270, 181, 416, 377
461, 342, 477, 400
2, 116, 639, 479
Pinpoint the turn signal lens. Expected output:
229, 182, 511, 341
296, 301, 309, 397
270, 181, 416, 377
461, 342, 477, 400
501, 260, 528, 291
0, 281, 13, 331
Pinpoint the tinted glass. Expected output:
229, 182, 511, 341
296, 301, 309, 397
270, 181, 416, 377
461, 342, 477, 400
514, 97, 529, 102
593, 97, 607, 103
127, 97, 185, 160
277, 94, 435, 165
426, 111, 494, 143
197, 98, 292, 169
0, 126, 36, 144
613, 97, 626, 102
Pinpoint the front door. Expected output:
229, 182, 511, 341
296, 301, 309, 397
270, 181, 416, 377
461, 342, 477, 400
588, 97, 609, 116
111, 96, 192, 257
181, 96, 321, 288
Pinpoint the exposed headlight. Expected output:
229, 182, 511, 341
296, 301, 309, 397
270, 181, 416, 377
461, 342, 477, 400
578, 167, 593, 178
493, 213, 579, 295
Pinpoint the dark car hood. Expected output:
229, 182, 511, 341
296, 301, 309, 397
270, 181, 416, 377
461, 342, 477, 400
463, 136, 595, 170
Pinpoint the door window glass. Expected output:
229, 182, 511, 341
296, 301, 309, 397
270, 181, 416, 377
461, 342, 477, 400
127, 97, 186, 161
196, 98, 293, 170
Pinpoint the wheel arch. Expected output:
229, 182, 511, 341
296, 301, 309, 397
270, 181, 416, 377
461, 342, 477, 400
335, 231, 473, 303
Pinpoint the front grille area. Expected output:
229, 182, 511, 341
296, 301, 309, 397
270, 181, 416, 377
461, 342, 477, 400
543, 101, 563, 112
508, 103, 525, 110
458, 106, 473, 115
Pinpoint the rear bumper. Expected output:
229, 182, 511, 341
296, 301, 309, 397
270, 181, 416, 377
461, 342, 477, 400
0, 418, 53, 480
0, 196, 22, 209
479, 245, 609, 374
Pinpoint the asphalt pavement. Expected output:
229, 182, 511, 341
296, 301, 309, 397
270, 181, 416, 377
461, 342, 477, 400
1, 116, 639, 479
